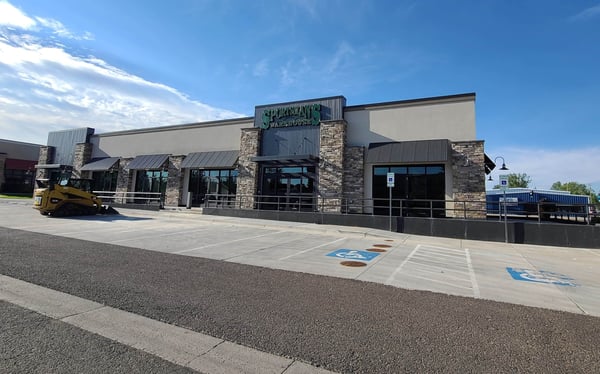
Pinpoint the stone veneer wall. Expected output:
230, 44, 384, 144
451, 141, 486, 219
319, 121, 346, 213
36, 146, 55, 179
343, 146, 365, 213
165, 155, 184, 206
115, 158, 133, 200
237, 128, 261, 209
72, 143, 93, 178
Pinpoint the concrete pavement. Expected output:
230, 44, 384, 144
1, 200, 600, 372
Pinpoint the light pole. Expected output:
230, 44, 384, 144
488, 157, 509, 242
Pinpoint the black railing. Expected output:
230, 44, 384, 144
203, 193, 597, 224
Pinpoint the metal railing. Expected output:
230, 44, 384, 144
203, 193, 597, 224
94, 191, 164, 208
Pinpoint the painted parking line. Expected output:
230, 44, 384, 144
278, 238, 347, 261
386, 245, 480, 298
173, 230, 287, 254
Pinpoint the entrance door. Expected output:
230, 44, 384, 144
260, 166, 316, 211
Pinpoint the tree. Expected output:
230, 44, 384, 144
493, 173, 532, 189
551, 181, 599, 204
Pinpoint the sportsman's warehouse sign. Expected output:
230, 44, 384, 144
261, 104, 321, 129
254, 96, 346, 130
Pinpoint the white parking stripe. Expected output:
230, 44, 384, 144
173, 231, 286, 254
278, 238, 347, 261
385, 245, 421, 285
465, 248, 480, 298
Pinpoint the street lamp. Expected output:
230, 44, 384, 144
489, 156, 510, 243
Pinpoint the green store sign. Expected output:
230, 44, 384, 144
261, 103, 321, 129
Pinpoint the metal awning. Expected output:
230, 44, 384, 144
181, 150, 239, 169
127, 154, 170, 170
80, 157, 120, 171
484, 154, 495, 174
251, 154, 319, 165
366, 139, 451, 163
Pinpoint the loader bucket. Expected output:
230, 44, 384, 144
100, 205, 119, 215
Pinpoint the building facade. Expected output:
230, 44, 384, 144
36, 93, 490, 218
0, 139, 41, 193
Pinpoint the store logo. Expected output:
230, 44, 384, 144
261, 103, 321, 129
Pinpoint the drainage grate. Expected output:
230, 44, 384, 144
340, 261, 367, 267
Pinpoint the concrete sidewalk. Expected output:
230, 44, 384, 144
2, 200, 600, 317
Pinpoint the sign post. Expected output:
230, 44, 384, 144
499, 174, 509, 243
387, 172, 395, 231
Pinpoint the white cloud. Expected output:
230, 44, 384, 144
327, 41, 355, 74
0, 0, 35, 29
34, 16, 94, 40
253, 59, 269, 77
569, 4, 600, 21
486, 146, 600, 191
0, 1, 244, 144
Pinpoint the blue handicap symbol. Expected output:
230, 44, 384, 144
506, 267, 577, 287
326, 249, 380, 261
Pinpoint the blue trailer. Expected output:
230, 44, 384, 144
487, 188, 591, 221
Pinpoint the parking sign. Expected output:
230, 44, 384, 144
387, 172, 395, 187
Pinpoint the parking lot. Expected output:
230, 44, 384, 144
1, 200, 599, 317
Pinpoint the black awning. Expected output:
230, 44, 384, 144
127, 154, 170, 170
251, 154, 319, 165
80, 157, 120, 171
366, 139, 451, 163
484, 154, 495, 174
181, 150, 239, 169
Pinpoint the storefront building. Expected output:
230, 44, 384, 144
0, 139, 41, 193
35, 93, 490, 218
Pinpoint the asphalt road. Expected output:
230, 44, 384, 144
1, 226, 599, 373
0, 301, 198, 374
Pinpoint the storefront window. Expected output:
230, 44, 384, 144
373, 165, 445, 217
92, 171, 118, 192
259, 165, 316, 211
135, 170, 168, 194
188, 169, 237, 207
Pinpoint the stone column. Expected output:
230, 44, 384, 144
116, 158, 132, 204
319, 120, 346, 213
451, 141, 486, 219
72, 143, 93, 178
165, 155, 184, 206
36, 146, 55, 180
237, 128, 261, 209
343, 146, 365, 213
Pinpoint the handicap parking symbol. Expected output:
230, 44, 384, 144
326, 249, 380, 261
506, 267, 577, 287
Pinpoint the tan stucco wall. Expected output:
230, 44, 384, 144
344, 97, 476, 146
90, 119, 253, 158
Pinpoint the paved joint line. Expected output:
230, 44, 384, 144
58, 305, 109, 321
465, 248, 480, 298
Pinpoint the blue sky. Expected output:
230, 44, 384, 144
0, 0, 599, 190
